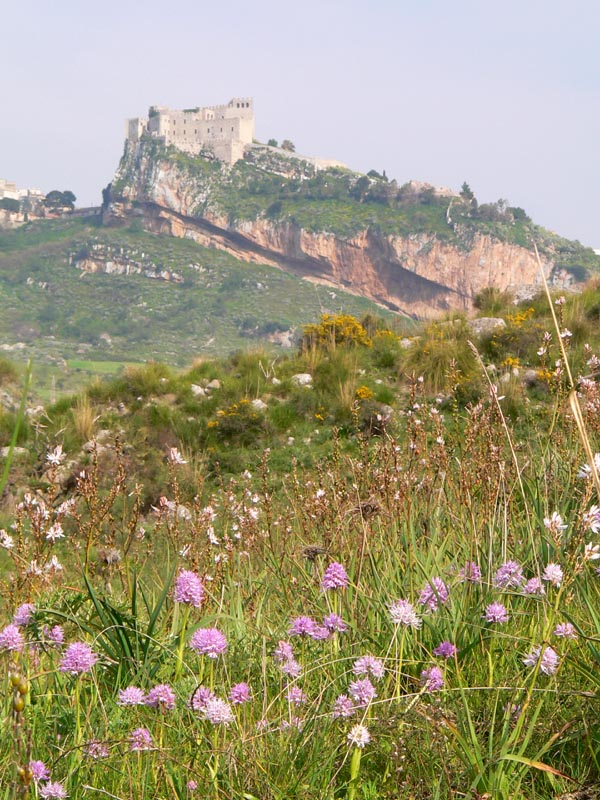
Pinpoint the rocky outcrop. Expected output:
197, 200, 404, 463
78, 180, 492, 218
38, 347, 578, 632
104, 143, 574, 319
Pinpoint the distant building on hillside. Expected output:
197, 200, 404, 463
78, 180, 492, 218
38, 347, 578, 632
0, 179, 45, 207
126, 98, 255, 165
0, 179, 18, 201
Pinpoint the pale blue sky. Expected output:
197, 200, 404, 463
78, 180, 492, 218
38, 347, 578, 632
2, 0, 598, 245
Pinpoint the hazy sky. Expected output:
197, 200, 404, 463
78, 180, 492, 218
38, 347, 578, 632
2, 0, 599, 246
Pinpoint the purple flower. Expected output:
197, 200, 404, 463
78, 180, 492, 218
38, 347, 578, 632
59, 642, 98, 675
321, 562, 349, 590
352, 655, 385, 680
286, 686, 307, 705
281, 659, 302, 678
418, 578, 449, 611
189, 627, 227, 658
29, 760, 50, 782
173, 570, 204, 608
14, 603, 35, 626
332, 694, 355, 718
46, 625, 65, 645
493, 561, 525, 590
523, 645, 560, 675
0, 623, 24, 652
229, 682, 252, 704
289, 616, 318, 637
309, 624, 331, 641
190, 686, 215, 712
348, 677, 377, 707
187, 780, 198, 792
85, 740, 110, 759
273, 640, 294, 663
522, 577, 545, 596
39, 783, 68, 799
420, 665, 444, 691
323, 613, 348, 633
129, 727, 154, 751
457, 561, 482, 583
145, 683, 176, 709
389, 599, 422, 628
542, 563, 563, 588
118, 686, 146, 706
484, 602, 510, 624
202, 697, 234, 725
433, 640, 458, 659
553, 622, 577, 639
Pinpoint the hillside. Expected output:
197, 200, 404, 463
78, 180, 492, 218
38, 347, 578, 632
105, 138, 600, 317
0, 217, 402, 398
2, 290, 600, 798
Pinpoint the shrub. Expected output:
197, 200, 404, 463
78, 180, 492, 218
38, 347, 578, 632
400, 318, 479, 395
301, 314, 372, 352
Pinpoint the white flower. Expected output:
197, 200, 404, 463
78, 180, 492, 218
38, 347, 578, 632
46, 445, 65, 465
582, 505, 600, 535
0, 529, 14, 549
584, 542, 600, 561
347, 724, 371, 748
45, 555, 63, 573
543, 512, 567, 535
167, 447, 187, 465
46, 523, 65, 542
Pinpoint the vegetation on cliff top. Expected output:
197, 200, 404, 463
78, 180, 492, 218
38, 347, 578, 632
113, 139, 600, 279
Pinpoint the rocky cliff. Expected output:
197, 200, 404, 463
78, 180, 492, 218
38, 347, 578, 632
104, 140, 595, 319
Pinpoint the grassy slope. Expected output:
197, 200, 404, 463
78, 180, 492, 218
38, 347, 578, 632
0, 217, 405, 399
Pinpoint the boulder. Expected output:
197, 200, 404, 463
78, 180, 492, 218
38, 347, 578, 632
291, 373, 313, 387
468, 317, 506, 337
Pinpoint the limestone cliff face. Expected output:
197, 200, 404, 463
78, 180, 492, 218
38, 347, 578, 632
105, 143, 565, 319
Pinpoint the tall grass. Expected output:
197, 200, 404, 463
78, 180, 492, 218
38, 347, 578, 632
1, 304, 600, 797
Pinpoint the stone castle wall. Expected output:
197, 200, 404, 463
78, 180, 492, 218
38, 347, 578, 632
127, 98, 254, 165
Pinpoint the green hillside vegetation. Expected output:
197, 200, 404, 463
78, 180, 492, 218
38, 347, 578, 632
0, 217, 405, 399
114, 139, 600, 279
2, 282, 600, 501
2, 290, 600, 797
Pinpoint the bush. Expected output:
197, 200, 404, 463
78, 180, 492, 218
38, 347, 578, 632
301, 314, 372, 352
400, 318, 479, 395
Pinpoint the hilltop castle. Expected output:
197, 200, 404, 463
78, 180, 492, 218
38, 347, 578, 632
127, 98, 254, 165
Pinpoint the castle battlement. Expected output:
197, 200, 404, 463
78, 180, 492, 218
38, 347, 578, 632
126, 98, 254, 165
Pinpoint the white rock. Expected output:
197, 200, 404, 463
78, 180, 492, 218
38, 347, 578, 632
191, 384, 206, 397
0, 446, 28, 458
251, 398, 268, 411
206, 379, 221, 390
291, 373, 313, 387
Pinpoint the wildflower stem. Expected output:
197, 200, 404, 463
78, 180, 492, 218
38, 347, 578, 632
347, 746, 362, 800
174, 604, 191, 681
